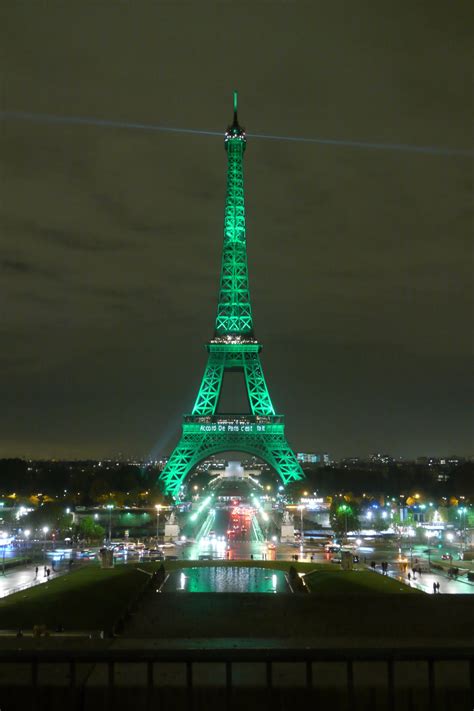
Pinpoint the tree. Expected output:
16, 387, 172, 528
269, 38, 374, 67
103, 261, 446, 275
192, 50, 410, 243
77, 516, 105, 541
26, 502, 73, 536
373, 516, 390, 532
329, 501, 360, 538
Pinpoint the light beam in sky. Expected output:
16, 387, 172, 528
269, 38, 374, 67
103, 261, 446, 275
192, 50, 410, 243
1, 109, 472, 157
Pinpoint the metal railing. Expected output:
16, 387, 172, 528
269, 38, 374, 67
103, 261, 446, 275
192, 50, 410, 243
1, 646, 472, 711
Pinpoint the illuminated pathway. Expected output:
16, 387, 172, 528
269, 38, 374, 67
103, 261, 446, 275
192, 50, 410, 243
0, 562, 69, 599
385, 568, 474, 595
195, 510, 216, 542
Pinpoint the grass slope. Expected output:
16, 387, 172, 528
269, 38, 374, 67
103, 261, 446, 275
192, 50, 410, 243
304, 569, 421, 594
0, 564, 148, 630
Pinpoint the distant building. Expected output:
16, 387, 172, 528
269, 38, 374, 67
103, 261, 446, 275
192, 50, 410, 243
417, 456, 465, 467
209, 461, 261, 479
297, 453, 330, 465
369, 453, 393, 465
341, 458, 361, 467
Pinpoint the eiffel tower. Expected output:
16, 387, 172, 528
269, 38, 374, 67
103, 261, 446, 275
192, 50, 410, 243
159, 93, 304, 498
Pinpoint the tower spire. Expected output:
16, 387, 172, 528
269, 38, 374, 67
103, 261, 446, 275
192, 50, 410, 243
216, 92, 252, 336
226, 90, 245, 142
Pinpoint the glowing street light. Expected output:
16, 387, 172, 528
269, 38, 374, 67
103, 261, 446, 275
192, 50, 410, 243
23, 528, 31, 554
338, 504, 350, 544
155, 504, 162, 544
42, 526, 49, 560
298, 505, 305, 550
106, 505, 113, 543
458, 507, 468, 553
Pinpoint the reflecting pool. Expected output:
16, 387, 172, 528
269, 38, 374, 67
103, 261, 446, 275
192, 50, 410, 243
162, 566, 290, 593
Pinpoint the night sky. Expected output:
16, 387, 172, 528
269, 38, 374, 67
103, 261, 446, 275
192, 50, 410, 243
1, 2, 472, 460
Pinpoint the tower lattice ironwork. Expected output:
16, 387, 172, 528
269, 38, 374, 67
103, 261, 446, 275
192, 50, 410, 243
159, 93, 304, 498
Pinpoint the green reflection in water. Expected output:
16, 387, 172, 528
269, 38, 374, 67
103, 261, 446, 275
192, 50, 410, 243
163, 567, 290, 593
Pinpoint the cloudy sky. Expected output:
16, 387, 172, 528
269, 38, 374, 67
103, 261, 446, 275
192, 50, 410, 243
1, 1, 472, 460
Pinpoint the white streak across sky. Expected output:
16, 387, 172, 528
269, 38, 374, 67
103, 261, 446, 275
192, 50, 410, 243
1, 109, 472, 157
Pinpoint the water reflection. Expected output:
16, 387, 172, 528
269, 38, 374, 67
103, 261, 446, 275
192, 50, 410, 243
162, 567, 290, 593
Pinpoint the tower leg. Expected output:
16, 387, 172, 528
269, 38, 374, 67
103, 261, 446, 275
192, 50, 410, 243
192, 352, 225, 416
262, 435, 305, 486
243, 352, 275, 416
158, 434, 203, 500
159, 431, 304, 499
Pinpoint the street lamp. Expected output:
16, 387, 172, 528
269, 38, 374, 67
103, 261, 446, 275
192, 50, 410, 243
458, 507, 467, 556
106, 505, 113, 544
298, 505, 305, 551
42, 526, 49, 561
155, 504, 162, 545
0, 532, 7, 576
338, 504, 350, 546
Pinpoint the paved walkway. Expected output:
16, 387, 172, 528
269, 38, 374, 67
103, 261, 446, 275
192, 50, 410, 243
0, 562, 70, 599
380, 567, 474, 595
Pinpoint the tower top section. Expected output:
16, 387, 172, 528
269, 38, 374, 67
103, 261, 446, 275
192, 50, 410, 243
214, 91, 253, 337
225, 90, 246, 148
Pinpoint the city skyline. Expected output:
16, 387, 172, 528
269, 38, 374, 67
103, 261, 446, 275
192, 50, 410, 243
1, 3, 472, 461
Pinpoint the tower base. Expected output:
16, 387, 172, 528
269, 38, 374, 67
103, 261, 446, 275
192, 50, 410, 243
159, 415, 304, 499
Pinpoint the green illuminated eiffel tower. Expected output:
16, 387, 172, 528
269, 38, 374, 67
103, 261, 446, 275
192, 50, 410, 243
159, 93, 304, 498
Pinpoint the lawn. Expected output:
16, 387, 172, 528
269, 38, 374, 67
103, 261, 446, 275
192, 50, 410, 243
0, 564, 150, 631
303, 569, 422, 594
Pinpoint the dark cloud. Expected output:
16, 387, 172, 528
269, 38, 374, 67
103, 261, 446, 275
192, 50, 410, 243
1, 258, 33, 274
0, 1, 471, 460
0, 256, 60, 280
